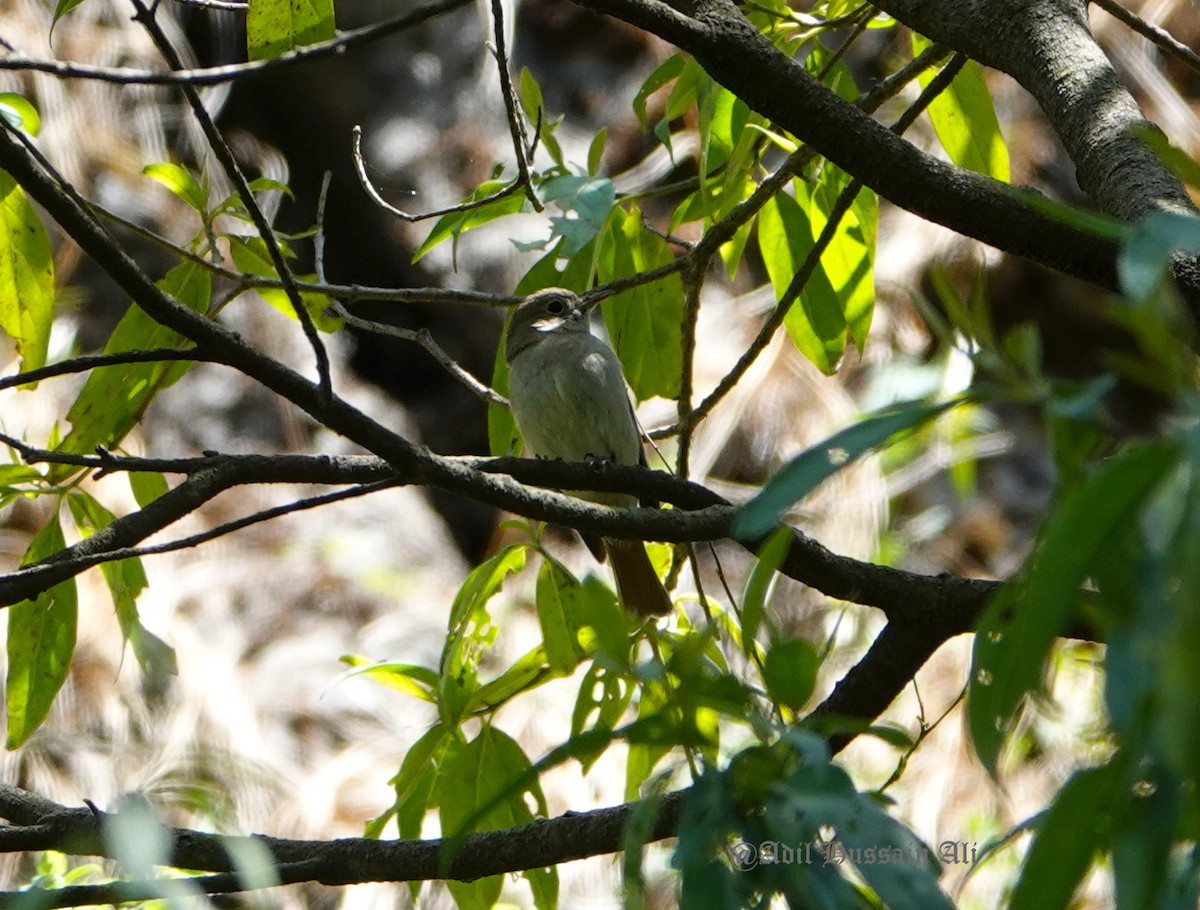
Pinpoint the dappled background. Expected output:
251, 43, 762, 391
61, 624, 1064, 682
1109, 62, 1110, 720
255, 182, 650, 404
1, 0, 1198, 904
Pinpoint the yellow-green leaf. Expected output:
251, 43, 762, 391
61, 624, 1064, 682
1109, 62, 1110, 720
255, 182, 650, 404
52, 261, 210, 480
7, 511, 77, 748
246, 0, 336, 61
0, 95, 41, 137
757, 185, 846, 374
913, 34, 1010, 181
0, 169, 55, 374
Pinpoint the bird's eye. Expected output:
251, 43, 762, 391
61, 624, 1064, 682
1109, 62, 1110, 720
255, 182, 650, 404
545, 298, 567, 315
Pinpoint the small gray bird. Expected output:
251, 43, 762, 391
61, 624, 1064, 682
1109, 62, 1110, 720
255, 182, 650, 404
505, 287, 672, 617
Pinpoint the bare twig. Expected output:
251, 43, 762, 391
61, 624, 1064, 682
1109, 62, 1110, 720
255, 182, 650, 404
1090, 0, 1200, 78
0, 0, 473, 86
0, 348, 206, 393
315, 173, 509, 407
351, 125, 526, 223
126, 0, 332, 407
489, 0, 543, 211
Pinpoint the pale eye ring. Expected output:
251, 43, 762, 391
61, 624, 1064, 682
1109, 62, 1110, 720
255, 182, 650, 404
544, 297, 568, 315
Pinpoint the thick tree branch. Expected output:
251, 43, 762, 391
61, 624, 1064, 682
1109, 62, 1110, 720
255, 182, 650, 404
572, 0, 1135, 295
0, 783, 684, 900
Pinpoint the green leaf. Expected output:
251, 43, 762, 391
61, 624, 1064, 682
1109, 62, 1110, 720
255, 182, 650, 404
968, 441, 1177, 774
812, 165, 877, 349
413, 179, 527, 263
633, 55, 685, 131
52, 261, 211, 480
535, 558, 585, 675
734, 400, 956, 539
1009, 761, 1119, 910
913, 34, 1009, 181
765, 749, 953, 910
0, 95, 40, 137
542, 175, 617, 256
246, 0, 335, 61
390, 723, 454, 839
0, 169, 55, 374
570, 664, 631, 772
739, 527, 791, 654
439, 726, 555, 910
762, 637, 818, 711
338, 656, 438, 702
757, 185, 846, 373
66, 491, 176, 687
7, 511, 77, 748
143, 163, 207, 214
128, 471, 169, 508
599, 205, 684, 401
587, 128, 608, 176
51, 0, 87, 29
1117, 210, 1200, 301
439, 546, 527, 726
1112, 759, 1179, 910
227, 236, 340, 332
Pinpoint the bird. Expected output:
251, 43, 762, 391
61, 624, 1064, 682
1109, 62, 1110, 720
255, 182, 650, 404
504, 287, 673, 617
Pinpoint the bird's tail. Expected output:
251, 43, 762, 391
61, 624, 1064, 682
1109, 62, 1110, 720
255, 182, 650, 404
604, 538, 673, 617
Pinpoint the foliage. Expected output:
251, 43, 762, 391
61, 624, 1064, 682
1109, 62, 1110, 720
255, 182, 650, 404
2, 0, 1200, 907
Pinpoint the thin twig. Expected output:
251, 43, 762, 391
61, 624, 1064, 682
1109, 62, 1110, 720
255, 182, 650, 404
314, 173, 509, 407
489, 0, 543, 212
0, 0, 473, 86
0, 348, 205, 393
1090, 0, 1200, 78
127, 0, 332, 407
39, 481, 398, 578
351, 125, 526, 223
98, 196, 522, 305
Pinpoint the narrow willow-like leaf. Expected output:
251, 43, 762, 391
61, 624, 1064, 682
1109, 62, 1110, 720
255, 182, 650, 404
968, 441, 1177, 774
757, 185, 846, 373
734, 400, 955, 539
913, 34, 1010, 181
52, 261, 211, 480
0, 169, 54, 374
7, 512, 76, 748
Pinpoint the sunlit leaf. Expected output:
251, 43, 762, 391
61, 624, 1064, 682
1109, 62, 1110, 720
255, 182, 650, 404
439, 726, 556, 910
52, 261, 211, 480
143, 163, 207, 214
813, 164, 877, 349
68, 491, 175, 687
633, 55, 685, 131
227, 236, 341, 331
600, 205, 684, 401
734, 399, 956, 539
246, 0, 336, 61
913, 34, 1009, 181
7, 511, 77, 748
757, 184, 846, 373
0, 94, 40, 137
0, 169, 55, 374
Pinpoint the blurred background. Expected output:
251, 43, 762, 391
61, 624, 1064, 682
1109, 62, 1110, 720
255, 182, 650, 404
1, 0, 1198, 905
